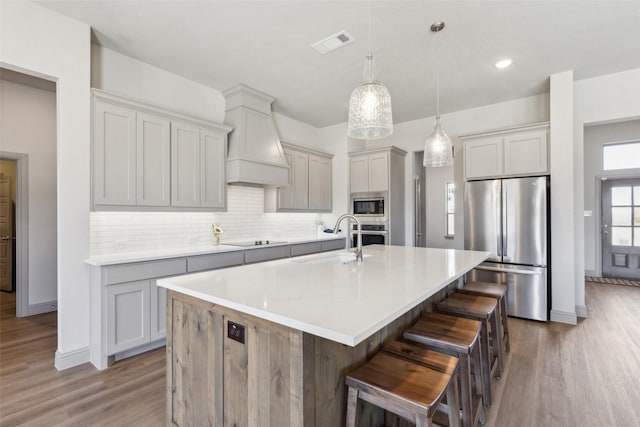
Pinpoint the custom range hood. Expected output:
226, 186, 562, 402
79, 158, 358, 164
223, 84, 289, 186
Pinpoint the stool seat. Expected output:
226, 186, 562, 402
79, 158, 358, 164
383, 339, 459, 375
460, 281, 507, 299
346, 350, 460, 427
437, 292, 498, 320
404, 313, 485, 427
459, 281, 511, 353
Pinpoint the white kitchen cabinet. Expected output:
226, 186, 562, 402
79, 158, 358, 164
462, 122, 549, 180
92, 89, 231, 211
265, 142, 333, 212
149, 280, 166, 342
106, 280, 150, 355
136, 112, 171, 206
93, 100, 137, 206
349, 150, 392, 193
309, 154, 332, 211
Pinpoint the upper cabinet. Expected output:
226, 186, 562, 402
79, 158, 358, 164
461, 122, 549, 180
349, 147, 406, 193
92, 90, 232, 211
265, 142, 333, 212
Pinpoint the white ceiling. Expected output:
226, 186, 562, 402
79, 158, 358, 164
38, 1, 640, 128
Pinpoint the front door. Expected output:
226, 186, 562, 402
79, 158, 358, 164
602, 178, 640, 279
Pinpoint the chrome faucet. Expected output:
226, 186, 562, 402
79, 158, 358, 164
333, 214, 363, 263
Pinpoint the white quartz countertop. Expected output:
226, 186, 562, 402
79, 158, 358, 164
84, 235, 346, 266
158, 245, 490, 347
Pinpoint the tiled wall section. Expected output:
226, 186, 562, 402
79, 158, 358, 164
90, 186, 337, 255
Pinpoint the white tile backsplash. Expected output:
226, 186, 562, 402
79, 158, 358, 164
90, 186, 337, 256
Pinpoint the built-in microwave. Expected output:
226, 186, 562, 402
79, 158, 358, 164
351, 192, 386, 218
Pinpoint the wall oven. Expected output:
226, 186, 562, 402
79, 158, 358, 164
352, 223, 388, 247
351, 192, 386, 220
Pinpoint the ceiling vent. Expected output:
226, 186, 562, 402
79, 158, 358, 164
310, 31, 354, 54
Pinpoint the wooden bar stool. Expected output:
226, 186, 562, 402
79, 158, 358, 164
459, 281, 510, 353
403, 312, 485, 427
345, 347, 461, 427
436, 293, 503, 407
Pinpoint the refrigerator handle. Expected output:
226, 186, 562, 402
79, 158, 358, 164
503, 186, 507, 258
496, 180, 502, 257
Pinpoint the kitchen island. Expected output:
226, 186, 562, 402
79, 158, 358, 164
158, 245, 489, 426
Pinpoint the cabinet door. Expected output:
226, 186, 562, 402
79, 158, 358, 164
368, 153, 389, 191
309, 155, 332, 211
292, 152, 309, 209
464, 137, 503, 179
278, 151, 295, 209
93, 100, 137, 205
503, 129, 548, 176
171, 121, 201, 207
106, 280, 150, 354
200, 128, 226, 209
350, 156, 369, 193
136, 112, 170, 206
149, 280, 166, 341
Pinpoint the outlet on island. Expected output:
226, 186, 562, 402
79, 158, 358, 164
227, 320, 246, 344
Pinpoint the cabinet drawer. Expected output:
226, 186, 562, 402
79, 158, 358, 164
187, 251, 244, 273
290, 242, 322, 257
321, 239, 346, 252
104, 258, 186, 285
243, 246, 290, 264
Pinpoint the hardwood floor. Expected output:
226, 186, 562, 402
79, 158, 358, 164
1, 282, 639, 426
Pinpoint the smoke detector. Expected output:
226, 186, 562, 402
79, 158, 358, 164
310, 31, 354, 54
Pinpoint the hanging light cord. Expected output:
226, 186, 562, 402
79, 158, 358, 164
435, 27, 440, 119
368, 0, 372, 54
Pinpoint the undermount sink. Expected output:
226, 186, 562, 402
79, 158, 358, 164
291, 251, 371, 264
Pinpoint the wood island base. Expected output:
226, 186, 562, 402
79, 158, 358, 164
166, 288, 453, 426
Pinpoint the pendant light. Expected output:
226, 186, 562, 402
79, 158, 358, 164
423, 22, 453, 167
347, 0, 393, 140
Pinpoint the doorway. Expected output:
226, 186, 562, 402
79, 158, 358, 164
601, 177, 640, 279
0, 160, 17, 293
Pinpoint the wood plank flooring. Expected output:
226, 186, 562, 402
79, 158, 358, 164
1, 282, 639, 426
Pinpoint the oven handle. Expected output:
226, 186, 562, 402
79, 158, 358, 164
351, 230, 387, 235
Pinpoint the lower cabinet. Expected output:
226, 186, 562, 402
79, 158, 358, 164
150, 280, 167, 342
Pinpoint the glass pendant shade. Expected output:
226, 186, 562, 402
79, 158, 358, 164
348, 54, 393, 140
423, 117, 453, 167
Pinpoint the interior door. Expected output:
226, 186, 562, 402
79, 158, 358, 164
0, 173, 14, 292
602, 178, 640, 279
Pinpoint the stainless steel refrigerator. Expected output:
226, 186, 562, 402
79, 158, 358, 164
464, 176, 550, 321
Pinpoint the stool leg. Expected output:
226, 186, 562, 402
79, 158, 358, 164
346, 386, 359, 427
458, 353, 472, 427
446, 369, 461, 427
472, 342, 486, 424
479, 320, 492, 407
491, 312, 504, 378
416, 414, 432, 427
501, 297, 510, 353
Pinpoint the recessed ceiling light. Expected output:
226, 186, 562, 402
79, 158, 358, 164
495, 58, 513, 69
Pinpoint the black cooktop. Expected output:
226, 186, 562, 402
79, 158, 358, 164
225, 240, 287, 247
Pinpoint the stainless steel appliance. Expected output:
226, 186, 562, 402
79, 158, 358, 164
351, 192, 386, 220
352, 223, 388, 247
464, 176, 550, 321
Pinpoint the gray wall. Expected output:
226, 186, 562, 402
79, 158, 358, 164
583, 119, 640, 276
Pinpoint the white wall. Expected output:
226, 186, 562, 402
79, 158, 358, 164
0, 78, 57, 307
583, 120, 640, 276
1, 1, 91, 369
92, 45, 225, 123
549, 70, 577, 324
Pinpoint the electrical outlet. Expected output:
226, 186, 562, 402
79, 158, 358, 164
227, 321, 245, 344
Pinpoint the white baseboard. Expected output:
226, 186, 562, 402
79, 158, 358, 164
55, 346, 90, 371
575, 305, 588, 318
28, 300, 57, 315
550, 309, 578, 325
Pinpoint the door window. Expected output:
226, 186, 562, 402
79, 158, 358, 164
610, 185, 640, 247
